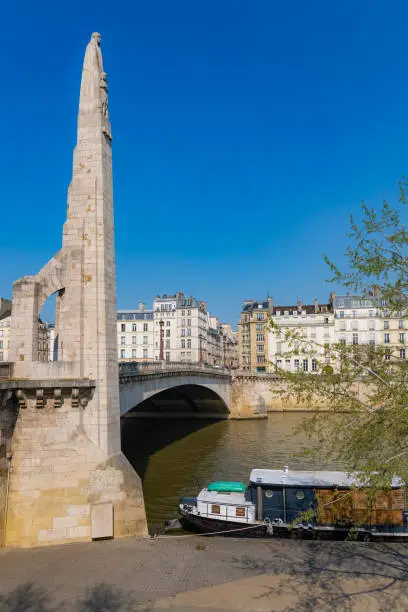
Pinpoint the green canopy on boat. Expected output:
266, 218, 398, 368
207, 481, 246, 493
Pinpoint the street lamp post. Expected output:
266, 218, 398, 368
159, 320, 164, 361
199, 333, 203, 364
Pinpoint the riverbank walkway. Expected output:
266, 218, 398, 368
0, 536, 407, 611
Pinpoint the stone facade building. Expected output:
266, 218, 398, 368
117, 292, 237, 366
117, 303, 154, 361
0, 298, 51, 363
207, 315, 222, 366
47, 323, 57, 361
152, 292, 208, 363
238, 298, 274, 372
220, 323, 239, 368
0, 299, 11, 362
331, 293, 380, 348
331, 292, 407, 361
239, 291, 408, 373
268, 299, 334, 373
382, 316, 407, 361
37, 322, 50, 362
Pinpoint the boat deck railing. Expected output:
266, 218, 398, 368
195, 499, 253, 523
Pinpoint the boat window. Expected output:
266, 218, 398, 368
211, 504, 221, 514
296, 491, 305, 500
235, 507, 245, 517
264, 490, 274, 498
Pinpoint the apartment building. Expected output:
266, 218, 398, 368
268, 299, 334, 372
331, 293, 407, 361
152, 292, 208, 363
267, 291, 408, 372
117, 302, 154, 361
382, 316, 407, 361
207, 315, 222, 366
0, 298, 11, 362
220, 323, 239, 368
331, 293, 380, 348
118, 292, 236, 366
238, 298, 274, 372
0, 298, 51, 363
38, 321, 50, 362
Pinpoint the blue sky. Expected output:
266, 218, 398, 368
1, 1, 408, 326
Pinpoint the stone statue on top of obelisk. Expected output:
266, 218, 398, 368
79, 32, 111, 139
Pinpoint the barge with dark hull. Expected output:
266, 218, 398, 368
179, 468, 408, 540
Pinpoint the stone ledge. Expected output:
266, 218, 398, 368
0, 379, 95, 390
0, 379, 96, 410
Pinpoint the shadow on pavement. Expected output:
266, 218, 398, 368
1, 541, 408, 611
0, 582, 139, 612
0, 582, 57, 612
231, 540, 408, 611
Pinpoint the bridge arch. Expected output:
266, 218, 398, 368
120, 374, 231, 418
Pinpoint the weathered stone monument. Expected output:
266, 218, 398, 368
1, 33, 147, 547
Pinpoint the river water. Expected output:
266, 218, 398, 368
122, 413, 343, 532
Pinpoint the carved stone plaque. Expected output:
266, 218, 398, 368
91, 501, 113, 540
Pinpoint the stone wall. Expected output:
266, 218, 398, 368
4, 392, 146, 548
0, 392, 17, 546
231, 375, 370, 414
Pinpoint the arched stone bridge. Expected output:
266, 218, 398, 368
118, 362, 276, 419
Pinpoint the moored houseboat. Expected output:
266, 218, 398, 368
179, 467, 408, 540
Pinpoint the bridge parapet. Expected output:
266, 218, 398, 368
231, 370, 280, 381
119, 361, 232, 380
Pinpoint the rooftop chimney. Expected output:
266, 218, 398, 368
314, 298, 319, 313
138, 301, 145, 311
297, 299, 302, 311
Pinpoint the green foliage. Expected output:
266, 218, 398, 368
324, 177, 408, 313
268, 180, 408, 496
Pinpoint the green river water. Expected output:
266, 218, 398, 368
122, 412, 343, 532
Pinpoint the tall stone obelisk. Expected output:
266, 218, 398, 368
60, 32, 119, 455
5, 33, 147, 547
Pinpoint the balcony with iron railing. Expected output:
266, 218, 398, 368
335, 312, 379, 319
272, 321, 333, 330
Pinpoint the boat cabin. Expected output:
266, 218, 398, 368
196, 481, 255, 523
246, 468, 407, 533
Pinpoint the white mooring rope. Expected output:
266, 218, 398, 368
152, 520, 272, 539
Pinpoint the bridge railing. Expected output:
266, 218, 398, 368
118, 360, 234, 377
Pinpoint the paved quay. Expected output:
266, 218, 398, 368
0, 535, 407, 611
